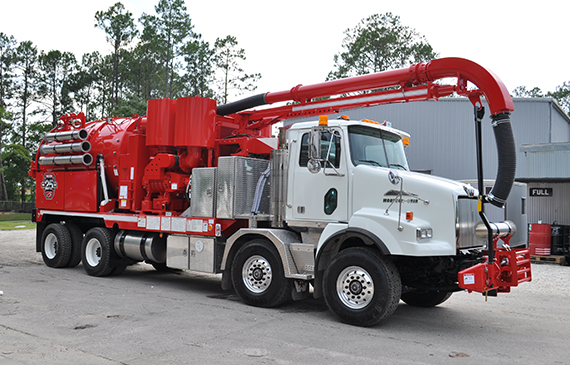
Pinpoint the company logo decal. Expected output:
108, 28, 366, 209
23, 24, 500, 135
388, 170, 400, 185
41, 173, 58, 200
383, 189, 419, 204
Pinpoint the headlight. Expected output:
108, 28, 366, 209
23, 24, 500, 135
416, 227, 433, 240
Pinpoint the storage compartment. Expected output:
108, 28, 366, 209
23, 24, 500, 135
166, 235, 222, 273
189, 236, 218, 273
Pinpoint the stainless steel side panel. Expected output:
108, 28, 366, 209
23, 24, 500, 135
284, 243, 315, 277
190, 168, 217, 218
166, 235, 190, 270
270, 149, 288, 228
189, 236, 216, 273
216, 156, 271, 219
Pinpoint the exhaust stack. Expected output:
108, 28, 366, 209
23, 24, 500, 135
44, 128, 88, 143
40, 141, 91, 155
38, 154, 93, 166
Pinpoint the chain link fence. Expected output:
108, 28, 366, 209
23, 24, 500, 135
0, 201, 35, 213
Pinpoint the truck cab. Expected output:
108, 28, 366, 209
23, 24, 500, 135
285, 117, 484, 257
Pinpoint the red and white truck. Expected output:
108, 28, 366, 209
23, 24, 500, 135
30, 57, 531, 326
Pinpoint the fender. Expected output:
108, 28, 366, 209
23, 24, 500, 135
348, 208, 457, 256
313, 225, 390, 299
220, 228, 312, 290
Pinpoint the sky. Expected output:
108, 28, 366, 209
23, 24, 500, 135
3, 0, 570, 100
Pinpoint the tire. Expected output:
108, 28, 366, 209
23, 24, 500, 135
323, 247, 401, 326
231, 239, 292, 308
401, 290, 452, 307
65, 223, 83, 268
81, 227, 115, 277
110, 265, 127, 276
41, 223, 72, 268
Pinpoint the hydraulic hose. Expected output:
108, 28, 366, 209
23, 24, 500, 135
487, 113, 516, 208
216, 93, 268, 116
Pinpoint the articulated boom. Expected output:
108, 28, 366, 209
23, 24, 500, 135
219, 57, 513, 130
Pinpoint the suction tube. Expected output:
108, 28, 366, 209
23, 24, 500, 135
488, 113, 516, 208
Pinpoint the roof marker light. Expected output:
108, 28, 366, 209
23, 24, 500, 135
319, 115, 328, 126
362, 119, 380, 125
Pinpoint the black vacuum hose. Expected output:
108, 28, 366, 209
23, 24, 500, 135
488, 113, 516, 208
216, 93, 268, 116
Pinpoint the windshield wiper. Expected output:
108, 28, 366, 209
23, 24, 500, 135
389, 163, 407, 170
356, 159, 383, 167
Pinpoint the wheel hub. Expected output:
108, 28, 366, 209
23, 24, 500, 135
85, 238, 103, 267
252, 267, 264, 281
44, 233, 58, 259
349, 280, 363, 295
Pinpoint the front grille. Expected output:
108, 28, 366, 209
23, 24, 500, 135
456, 198, 485, 249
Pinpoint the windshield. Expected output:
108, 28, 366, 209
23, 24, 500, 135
348, 125, 409, 170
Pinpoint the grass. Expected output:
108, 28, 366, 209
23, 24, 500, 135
0, 212, 35, 230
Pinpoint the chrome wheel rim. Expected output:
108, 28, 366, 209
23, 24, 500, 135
242, 255, 272, 294
336, 266, 374, 309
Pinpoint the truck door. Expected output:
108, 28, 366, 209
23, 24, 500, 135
290, 129, 348, 222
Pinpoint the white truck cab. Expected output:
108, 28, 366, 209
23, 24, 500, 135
285, 117, 483, 257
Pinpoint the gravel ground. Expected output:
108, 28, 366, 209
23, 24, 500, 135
1, 228, 569, 364
2, 229, 567, 296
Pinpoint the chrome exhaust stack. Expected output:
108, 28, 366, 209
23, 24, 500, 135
39, 141, 91, 155
38, 154, 93, 166
44, 128, 88, 143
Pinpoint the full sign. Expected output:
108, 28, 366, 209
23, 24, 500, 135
529, 187, 553, 197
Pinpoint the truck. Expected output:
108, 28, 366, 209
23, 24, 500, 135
30, 57, 531, 326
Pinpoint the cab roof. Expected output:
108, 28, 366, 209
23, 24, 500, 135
288, 117, 410, 139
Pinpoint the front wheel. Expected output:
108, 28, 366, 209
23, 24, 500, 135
323, 247, 401, 326
401, 290, 452, 307
231, 240, 292, 308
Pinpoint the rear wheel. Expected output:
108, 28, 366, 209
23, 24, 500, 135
401, 290, 452, 307
65, 223, 83, 268
41, 223, 72, 268
323, 247, 401, 326
231, 240, 292, 307
81, 227, 115, 277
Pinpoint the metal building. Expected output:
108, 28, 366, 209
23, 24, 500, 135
286, 97, 570, 180
518, 143, 570, 226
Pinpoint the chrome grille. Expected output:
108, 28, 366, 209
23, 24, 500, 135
456, 198, 486, 249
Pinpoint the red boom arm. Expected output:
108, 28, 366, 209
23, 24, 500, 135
220, 57, 514, 129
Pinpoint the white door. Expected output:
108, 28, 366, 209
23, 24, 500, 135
290, 129, 349, 222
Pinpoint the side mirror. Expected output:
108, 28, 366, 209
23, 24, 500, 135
309, 129, 321, 161
307, 158, 321, 174
308, 129, 322, 174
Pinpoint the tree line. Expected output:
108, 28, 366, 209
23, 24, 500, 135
1, 8, 568, 208
0, 0, 261, 205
